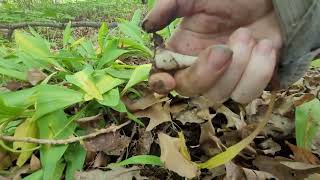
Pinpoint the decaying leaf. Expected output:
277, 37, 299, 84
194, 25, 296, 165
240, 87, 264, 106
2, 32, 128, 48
134, 128, 153, 155
200, 121, 216, 144
84, 131, 130, 156
135, 102, 171, 131
280, 161, 320, 170
123, 92, 169, 112
286, 142, 320, 165
258, 138, 281, 155
306, 173, 320, 180
93, 152, 109, 168
0, 148, 11, 170
253, 155, 320, 180
174, 108, 206, 125
75, 167, 147, 180
27, 69, 47, 85
158, 133, 199, 179
30, 154, 41, 171
224, 162, 277, 180
216, 105, 246, 129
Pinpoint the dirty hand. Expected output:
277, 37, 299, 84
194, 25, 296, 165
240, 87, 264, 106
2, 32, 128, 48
143, 0, 283, 104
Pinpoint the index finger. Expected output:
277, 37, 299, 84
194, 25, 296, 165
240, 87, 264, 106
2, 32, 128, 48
142, 0, 196, 32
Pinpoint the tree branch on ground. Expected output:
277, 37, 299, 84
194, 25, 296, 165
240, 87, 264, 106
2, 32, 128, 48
0, 21, 118, 39
0, 121, 130, 145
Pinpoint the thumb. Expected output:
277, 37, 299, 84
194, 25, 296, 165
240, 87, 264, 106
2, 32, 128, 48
142, 0, 195, 33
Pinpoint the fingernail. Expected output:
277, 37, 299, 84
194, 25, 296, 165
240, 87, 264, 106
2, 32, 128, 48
233, 28, 252, 44
256, 39, 273, 56
208, 45, 233, 70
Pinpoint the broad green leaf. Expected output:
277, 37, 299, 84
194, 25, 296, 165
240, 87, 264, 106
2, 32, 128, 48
98, 22, 109, 50
311, 59, 320, 68
0, 66, 27, 81
295, 98, 320, 149
37, 110, 75, 180
64, 143, 86, 180
0, 97, 24, 122
71, 37, 85, 49
15, 31, 64, 71
63, 22, 72, 49
130, 9, 142, 26
121, 38, 152, 58
113, 155, 163, 167
147, 0, 155, 10
111, 100, 127, 113
52, 161, 66, 180
122, 64, 152, 94
23, 169, 43, 180
80, 40, 96, 58
34, 85, 84, 119
118, 22, 144, 44
98, 88, 120, 107
0, 87, 36, 108
94, 73, 125, 94
0, 57, 27, 71
65, 66, 102, 101
97, 39, 129, 69
104, 67, 134, 79
13, 118, 38, 167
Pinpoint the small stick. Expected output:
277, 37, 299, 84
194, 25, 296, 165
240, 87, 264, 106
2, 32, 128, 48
0, 121, 130, 145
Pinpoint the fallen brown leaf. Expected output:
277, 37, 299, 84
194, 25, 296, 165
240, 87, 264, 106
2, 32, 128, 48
224, 162, 277, 180
286, 142, 320, 165
134, 128, 153, 155
92, 152, 108, 168
253, 155, 320, 180
216, 105, 246, 129
158, 133, 199, 179
75, 167, 147, 180
306, 173, 320, 180
84, 131, 130, 156
27, 69, 47, 85
29, 155, 41, 172
135, 102, 171, 131
123, 92, 168, 112
258, 138, 281, 156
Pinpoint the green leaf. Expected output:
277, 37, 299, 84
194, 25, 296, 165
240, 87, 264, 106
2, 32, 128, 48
122, 64, 151, 94
0, 87, 36, 108
295, 98, 320, 149
97, 39, 129, 69
15, 31, 64, 71
130, 9, 142, 26
104, 67, 134, 79
64, 143, 86, 180
63, 22, 72, 49
23, 169, 43, 180
65, 66, 103, 101
34, 85, 84, 119
147, 0, 155, 10
98, 22, 109, 50
37, 110, 75, 180
118, 22, 144, 44
311, 59, 320, 68
98, 88, 120, 107
13, 118, 38, 167
0, 66, 27, 81
0, 97, 24, 121
127, 112, 144, 126
111, 100, 127, 113
94, 73, 125, 94
113, 155, 163, 167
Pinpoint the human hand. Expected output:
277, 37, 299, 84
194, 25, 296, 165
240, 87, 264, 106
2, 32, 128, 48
143, 0, 283, 104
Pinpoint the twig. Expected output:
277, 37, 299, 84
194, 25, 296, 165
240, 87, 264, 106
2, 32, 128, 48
0, 121, 130, 145
0, 21, 118, 39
